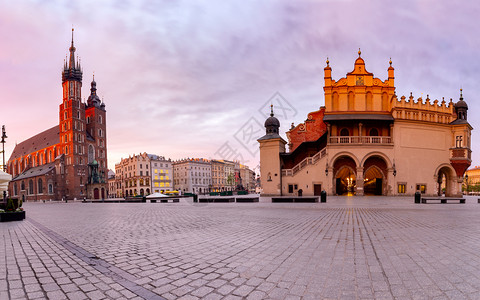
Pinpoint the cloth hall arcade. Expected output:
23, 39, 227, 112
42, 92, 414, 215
259, 50, 472, 197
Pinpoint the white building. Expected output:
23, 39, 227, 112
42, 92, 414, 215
173, 158, 211, 194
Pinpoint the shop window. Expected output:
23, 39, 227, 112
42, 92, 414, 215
416, 184, 426, 194
398, 183, 406, 194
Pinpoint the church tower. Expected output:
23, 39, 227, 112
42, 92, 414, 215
59, 29, 88, 199
85, 75, 108, 199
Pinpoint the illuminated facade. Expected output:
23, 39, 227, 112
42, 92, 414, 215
259, 51, 472, 197
149, 154, 173, 194
7, 31, 108, 201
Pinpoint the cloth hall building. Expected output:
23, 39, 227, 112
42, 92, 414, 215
259, 51, 472, 197
7, 33, 108, 201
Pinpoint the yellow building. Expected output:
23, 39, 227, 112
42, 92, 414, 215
464, 166, 480, 194
259, 51, 472, 197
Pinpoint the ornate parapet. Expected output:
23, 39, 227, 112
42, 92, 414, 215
391, 94, 456, 124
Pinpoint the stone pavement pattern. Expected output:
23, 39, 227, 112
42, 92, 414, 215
1, 196, 480, 299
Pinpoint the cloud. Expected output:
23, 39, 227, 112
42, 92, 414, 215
1, 0, 479, 169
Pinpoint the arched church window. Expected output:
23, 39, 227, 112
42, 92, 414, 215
38, 179, 43, 194
29, 180, 34, 195
88, 145, 95, 163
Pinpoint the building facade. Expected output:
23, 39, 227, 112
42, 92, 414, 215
114, 153, 152, 197
173, 159, 211, 194
259, 51, 472, 197
238, 164, 256, 192
211, 160, 226, 192
223, 160, 236, 191
149, 154, 173, 194
107, 170, 116, 198
7, 31, 108, 201
115, 153, 173, 197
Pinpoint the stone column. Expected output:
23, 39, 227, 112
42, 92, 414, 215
455, 177, 463, 197
326, 165, 334, 195
433, 174, 439, 196
356, 167, 364, 196
387, 168, 395, 196
359, 123, 363, 137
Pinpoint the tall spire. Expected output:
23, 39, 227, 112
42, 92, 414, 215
69, 28, 76, 70
62, 28, 82, 83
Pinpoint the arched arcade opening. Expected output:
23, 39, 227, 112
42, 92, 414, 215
333, 156, 357, 195
363, 156, 388, 196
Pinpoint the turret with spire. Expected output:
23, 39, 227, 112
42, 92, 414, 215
87, 75, 100, 107
62, 28, 82, 83
454, 89, 468, 121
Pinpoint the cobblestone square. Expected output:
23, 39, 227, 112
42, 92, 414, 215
2, 196, 480, 299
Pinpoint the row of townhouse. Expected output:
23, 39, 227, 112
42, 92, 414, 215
110, 153, 256, 197
112, 153, 173, 197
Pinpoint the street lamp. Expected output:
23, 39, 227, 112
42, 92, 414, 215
465, 174, 469, 195
1, 125, 7, 172
1, 125, 7, 202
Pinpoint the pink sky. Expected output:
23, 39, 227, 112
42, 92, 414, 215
1, 0, 479, 173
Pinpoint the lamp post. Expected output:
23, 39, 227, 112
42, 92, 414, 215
1, 125, 6, 172
465, 174, 469, 195
1, 125, 7, 202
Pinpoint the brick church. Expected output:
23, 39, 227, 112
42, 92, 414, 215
7, 31, 108, 201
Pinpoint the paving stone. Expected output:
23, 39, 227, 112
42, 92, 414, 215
3, 198, 480, 300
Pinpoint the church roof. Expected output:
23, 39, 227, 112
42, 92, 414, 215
8, 126, 59, 162
12, 162, 56, 181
